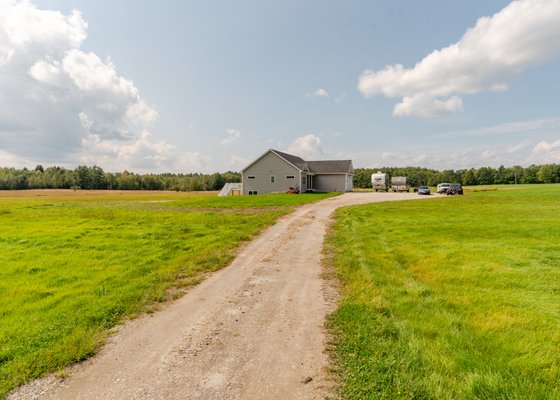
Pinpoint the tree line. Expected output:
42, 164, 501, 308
0, 165, 241, 191
352, 164, 560, 188
2, 163, 559, 191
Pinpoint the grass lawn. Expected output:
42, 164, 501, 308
326, 184, 560, 399
0, 190, 336, 398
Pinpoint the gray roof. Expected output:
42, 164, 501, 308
306, 160, 353, 174
271, 149, 308, 170
242, 149, 354, 175
271, 150, 353, 175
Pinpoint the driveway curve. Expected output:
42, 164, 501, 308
10, 192, 438, 400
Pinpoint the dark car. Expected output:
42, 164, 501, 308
446, 184, 463, 195
418, 186, 431, 195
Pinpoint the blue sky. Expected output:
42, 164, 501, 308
1, 0, 560, 173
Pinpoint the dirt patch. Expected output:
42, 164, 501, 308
9, 192, 439, 400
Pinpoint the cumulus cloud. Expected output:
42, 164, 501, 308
358, 0, 560, 117
176, 151, 211, 172
531, 139, 560, 162
287, 134, 325, 159
0, 0, 193, 172
220, 128, 241, 146
307, 88, 329, 98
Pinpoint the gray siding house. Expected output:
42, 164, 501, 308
241, 149, 353, 195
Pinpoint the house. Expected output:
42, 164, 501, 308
241, 149, 353, 195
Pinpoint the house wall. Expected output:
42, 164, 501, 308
242, 151, 300, 195
314, 174, 353, 192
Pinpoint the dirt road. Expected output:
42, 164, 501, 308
10, 192, 436, 400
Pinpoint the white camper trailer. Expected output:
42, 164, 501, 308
371, 172, 388, 192
391, 176, 407, 192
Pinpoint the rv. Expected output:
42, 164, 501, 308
371, 172, 388, 192
391, 176, 407, 192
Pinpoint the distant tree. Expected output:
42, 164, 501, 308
476, 167, 494, 185
353, 169, 373, 188
34, 164, 44, 173
210, 172, 226, 190
462, 169, 477, 186
90, 166, 107, 189
522, 165, 539, 184
75, 165, 93, 189
141, 175, 164, 191
116, 171, 140, 190
537, 165, 554, 183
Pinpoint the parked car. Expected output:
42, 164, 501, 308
437, 183, 450, 194
446, 184, 464, 195
418, 186, 431, 195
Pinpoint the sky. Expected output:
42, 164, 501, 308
1, 0, 560, 173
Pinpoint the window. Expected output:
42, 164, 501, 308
247, 176, 255, 179
286, 175, 295, 179
270, 176, 275, 183
248, 190, 258, 195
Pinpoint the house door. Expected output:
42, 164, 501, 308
308, 175, 313, 191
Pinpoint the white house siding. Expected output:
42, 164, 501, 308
314, 174, 352, 192
242, 151, 300, 195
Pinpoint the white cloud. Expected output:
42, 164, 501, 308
481, 149, 498, 160
0, 148, 35, 169
358, 0, 560, 118
228, 155, 251, 170
176, 151, 211, 172
287, 134, 324, 159
79, 130, 176, 171
357, 140, 547, 170
0, 0, 186, 172
220, 128, 241, 146
393, 94, 463, 118
507, 139, 532, 154
530, 139, 560, 163
307, 88, 329, 98
442, 117, 560, 137
382, 151, 395, 161
334, 93, 346, 103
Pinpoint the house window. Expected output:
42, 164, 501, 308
248, 190, 258, 195
247, 176, 255, 179
270, 176, 275, 183
286, 175, 294, 179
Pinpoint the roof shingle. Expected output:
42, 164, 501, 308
271, 149, 353, 174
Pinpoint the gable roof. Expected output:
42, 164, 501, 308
242, 149, 353, 175
271, 149, 308, 170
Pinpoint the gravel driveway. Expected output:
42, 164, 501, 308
9, 192, 438, 400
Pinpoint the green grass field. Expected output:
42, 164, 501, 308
0, 190, 335, 397
326, 185, 560, 399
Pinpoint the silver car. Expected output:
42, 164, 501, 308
418, 186, 431, 195
437, 183, 450, 194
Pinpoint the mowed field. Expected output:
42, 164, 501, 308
326, 184, 560, 399
0, 190, 336, 398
